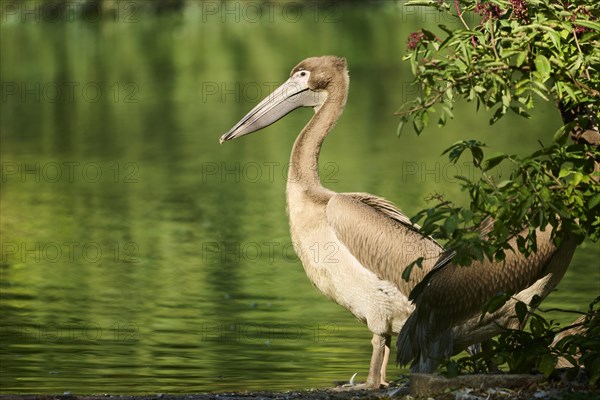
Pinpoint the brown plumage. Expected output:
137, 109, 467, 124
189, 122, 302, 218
219, 55, 578, 386
397, 226, 578, 372
220, 56, 443, 388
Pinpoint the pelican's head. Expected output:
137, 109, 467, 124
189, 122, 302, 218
219, 56, 348, 143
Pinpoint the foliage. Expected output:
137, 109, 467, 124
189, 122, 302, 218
441, 296, 600, 386
401, 1, 600, 384
410, 139, 599, 265
398, 0, 600, 265
553, 298, 600, 385
398, 0, 599, 131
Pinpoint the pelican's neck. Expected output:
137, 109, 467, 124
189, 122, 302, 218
288, 81, 348, 191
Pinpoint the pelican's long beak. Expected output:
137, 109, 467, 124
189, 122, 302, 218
219, 73, 324, 143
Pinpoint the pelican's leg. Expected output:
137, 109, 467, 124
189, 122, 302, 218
365, 333, 390, 388
379, 335, 391, 386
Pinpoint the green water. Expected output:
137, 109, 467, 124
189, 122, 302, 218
1, 2, 598, 395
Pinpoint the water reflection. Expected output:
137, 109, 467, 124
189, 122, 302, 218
1, 3, 598, 394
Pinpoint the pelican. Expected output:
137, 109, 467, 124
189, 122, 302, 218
220, 56, 443, 388
396, 225, 578, 372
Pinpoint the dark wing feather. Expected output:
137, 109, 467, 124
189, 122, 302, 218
408, 216, 495, 302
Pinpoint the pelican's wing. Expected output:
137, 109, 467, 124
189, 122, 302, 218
397, 226, 577, 368
407, 249, 456, 302
408, 216, 499, 302
409, 226, 559, 331
325, 193, 443, 295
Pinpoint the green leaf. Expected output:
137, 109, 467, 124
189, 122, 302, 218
515, 301, 528, 325
509, 105, 531, 119
540, 187, 551, 202
553, 125, 570, 145
494, 250, 506, 262
442, 105, 454, 119
534, 54, 551, 83
490, 106, 506, 125
396, 119, 405, 137
558, 167, 572, 179
497, 180, 513, 189
573, 19, 600, 31
404, 0, 439, 6
470, 146, 484, 167
530, 315, 547, 337
588, 193, 600, 209
422, 110, 430, 127
481, 292, 512, 318
402, 258, 423, 282
413, 115, 425, 134
515, 51, 527, 67
483, 153, 508, 171
438, 113, 447, 127
445, 361, 460, 378
421, 29, 438, 41
545, 29, 561, 51
538, 355, 557, 377
573, 172, 584, 186
444, 216, 458, 236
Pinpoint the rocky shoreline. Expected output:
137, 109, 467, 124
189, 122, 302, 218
0, 373, 596, 400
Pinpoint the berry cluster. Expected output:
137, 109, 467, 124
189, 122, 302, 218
407, 31, 426, 50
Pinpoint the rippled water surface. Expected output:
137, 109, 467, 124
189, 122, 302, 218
1, 2, 599, 394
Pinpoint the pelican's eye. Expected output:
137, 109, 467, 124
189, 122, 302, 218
292, 69, 310, 80
293, 70, 307, 79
